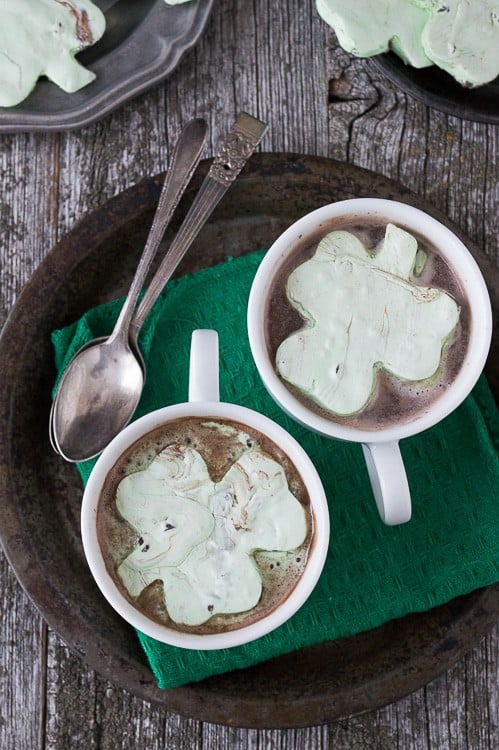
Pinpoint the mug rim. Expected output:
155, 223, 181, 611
81, 400, 330, 650
247, 198, 492, 444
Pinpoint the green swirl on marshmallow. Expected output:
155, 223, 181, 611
116, 440, 307, 627
0, 0, 106, 107
276, 224, 460, 416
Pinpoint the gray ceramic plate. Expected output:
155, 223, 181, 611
0, 0, 214, 133
0, 154, 497, 729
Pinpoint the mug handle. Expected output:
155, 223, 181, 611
188, 329, 220, 402
361, 442, 411, 525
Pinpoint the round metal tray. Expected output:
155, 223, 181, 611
0, 153, 497, 728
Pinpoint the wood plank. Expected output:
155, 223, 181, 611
0, 0, 497, 747
0, 129, 61, 750
325, 50, 498, 261
0, 557, 45, 750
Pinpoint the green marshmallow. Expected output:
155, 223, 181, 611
316, 0, 499, 87
115, 438, 308, 627
276, 224, 460, 417
316, 0, 432, 67
0, 0, 105, 107
419, 0, 499, 87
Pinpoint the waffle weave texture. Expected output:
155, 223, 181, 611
52, 250, 499, 690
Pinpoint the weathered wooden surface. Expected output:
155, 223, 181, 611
0, 1, 497, 747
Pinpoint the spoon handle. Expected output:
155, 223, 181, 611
129, 112, 268, 341
109, 118, 208, 343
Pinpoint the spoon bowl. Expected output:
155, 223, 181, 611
49, 332, 146, 458
52, 336, 143, 461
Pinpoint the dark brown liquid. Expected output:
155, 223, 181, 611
266, 216, 471, 429
97, 417, 314, 635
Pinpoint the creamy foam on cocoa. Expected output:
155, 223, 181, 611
97, 417, 314, 635
265, 216, 471, 430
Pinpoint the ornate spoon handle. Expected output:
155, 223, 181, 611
129, 112, 268, 341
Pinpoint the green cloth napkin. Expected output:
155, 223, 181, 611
52, 250, 499, 690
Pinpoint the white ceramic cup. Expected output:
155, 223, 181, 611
247, 199, 492, 526
81, 330, 329, 650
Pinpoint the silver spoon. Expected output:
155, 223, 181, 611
51, 112, 267, 462
50, 117, 209, 461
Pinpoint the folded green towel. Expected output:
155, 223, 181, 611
52, 250, 499, 690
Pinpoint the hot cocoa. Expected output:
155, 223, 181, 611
96, 416, 314, 635
265, 216, 471, 430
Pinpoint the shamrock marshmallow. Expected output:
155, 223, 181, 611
276, 223, 460, 416
116, 442, 308, 626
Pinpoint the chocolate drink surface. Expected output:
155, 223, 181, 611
265, 217, 471, 430
97, 417, 314, 635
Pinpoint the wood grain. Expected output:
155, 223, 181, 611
0, 1, 497, 748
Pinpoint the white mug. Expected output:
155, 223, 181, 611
81, 330, 329, 650
247, 199, 492, 525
